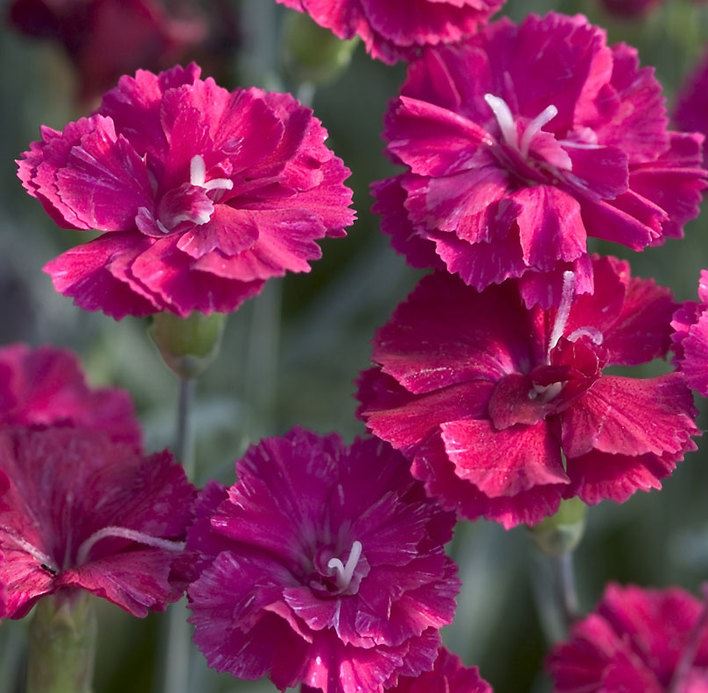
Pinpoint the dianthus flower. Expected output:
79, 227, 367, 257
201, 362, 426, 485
390, 648, 492, 692
276, 0, 504, 65
672, 270, 708, 398
0, 426, 195, 618
302, 647, 491, 693
187, 429, 460, 692
677, 51, 708, 167
377, 12, 707, 308
548, 583, 708, 692
18, 64, 354, 319
600, 0, 662, 17
0, 343, 140, 446
8, 0, 205, 100
357, 255, 699, 529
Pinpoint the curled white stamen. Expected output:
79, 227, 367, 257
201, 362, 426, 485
519, 104, 558, 159
548, 271, 576, 357
484, 94, 518, 150
327, 540, 363, 592
190, 155, 233, 193
76, 526, 185, 567
567, 327, 604, 345
1, 527, 57, 571
190, 154, 207, 187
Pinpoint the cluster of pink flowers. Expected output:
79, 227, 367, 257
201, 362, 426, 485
276, 0, 504, 64
187, 430, 460, 691
9, 0, 708, 690
0, 345, 194, 619
357, 255, 698, 528
7, 0, 207, 100
18, 64, 354, 318
377, 12, 706, 307
549, 584, 708, 691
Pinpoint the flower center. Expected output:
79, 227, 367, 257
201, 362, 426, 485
548, 271, 577, 358
75, 526, 185, 566
189, 154, 234, 194
327, 540, 363, 592
136, 154, 234, 236
484, 93, 559, 160
529, 271, 605, 403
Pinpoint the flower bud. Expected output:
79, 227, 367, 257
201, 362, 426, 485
528, 498, 588, 556
149, 312, 226, 379
283, 12, 358, 88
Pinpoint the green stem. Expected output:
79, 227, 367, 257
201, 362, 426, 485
27, 594, 97, 693
160, 376, 196, 693
175, 377, 196, 478
554, 550, 580, 629
528, 499, 587, 641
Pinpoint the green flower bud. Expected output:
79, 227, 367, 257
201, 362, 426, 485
149, 312, 226, 380
528, 498, 588, 556
283, 12, 358, 88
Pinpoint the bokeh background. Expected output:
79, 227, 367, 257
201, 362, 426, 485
0, 0, 707, 690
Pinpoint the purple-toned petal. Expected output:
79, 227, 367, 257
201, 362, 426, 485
441, 418, 569, 498
561, 374, 698, 459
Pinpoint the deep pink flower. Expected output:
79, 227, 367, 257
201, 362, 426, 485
600, 0, 661, 17
301, 647, 491, 693
672, 270, 708, 398
390, 648, 492, 692
548, 583, 708, 692
276, 0, 504, 65
0, 426, 195, 619
0, 343, 140, 446
186, 429, 459, 692
677, 51, 708, 167
357, 255, 699, 529
377, 12, 707, 308
8, 0, 205, 101
18, 64, 355, 319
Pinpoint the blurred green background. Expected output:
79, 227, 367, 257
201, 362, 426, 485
0, 0, 707, 691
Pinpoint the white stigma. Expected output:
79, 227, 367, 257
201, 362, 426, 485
548, 271, 576, 357
190, 154, 233, 193
484, 94, 519, 150
76, 526, 185, 566
567, 327, 604, 345
327, 540, 363, 592
519, 104, 558, 159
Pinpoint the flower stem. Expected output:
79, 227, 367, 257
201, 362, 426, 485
554, 551, 580, 630
528, 499, 587, 641
175, 376, 196, 478
26, 594, 97, 693
160, 377, 196, 693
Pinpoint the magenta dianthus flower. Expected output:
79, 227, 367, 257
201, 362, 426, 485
0, 343, 140, 446
672, 270, 708, 398
357, 255, 699, 529
390, 647, 492, 692
302, 647, 491, 693
276, 0, 504, 65
8, 0, 205, 100
677, 51, 708, 167
18, 64, 355, 318
187, 429, 460, 692
377, 12, 707, 307
548, 583, 708, 692
600, 0, 662, 17
0, 426, 195, 619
